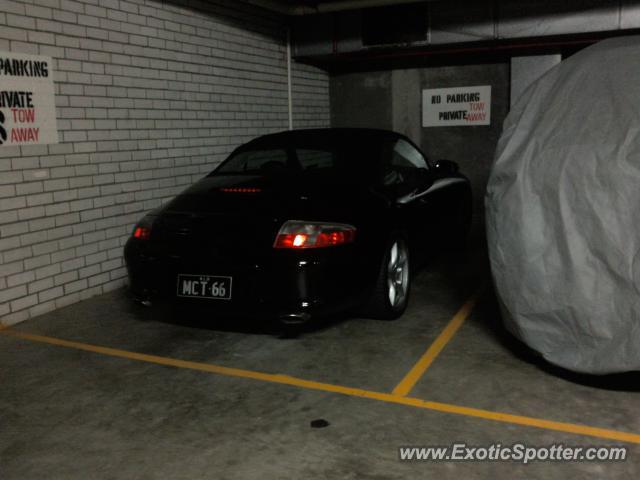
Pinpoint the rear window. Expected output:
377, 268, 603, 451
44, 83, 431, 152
297, 149, 335, 170
215, 147, 342, 175
216, 149, 289, 174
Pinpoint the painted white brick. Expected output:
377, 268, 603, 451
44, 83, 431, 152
0, 285, 27, 304
0, 172, 23, 185
28, 30, 56, 45
85, 5, 106, 18
26, 193, 54, 207
25, 5, 53, 19
85, 251, 107, 266
3, 246, 33, 263
79, 285, 103, 301
88, 272, 109, 287
29, 0, 58, 8
0, 211, 19, 225
45, 203, 71, 216
1, 222, 29, 237
0, 1, 26, 15
39, 286, 64, 303
7, 14, 36, 29
0, 0, 329, 324
55, 291, 81, 309
37, 18, 63, 33
29, 300, 57, 318
2, 26, 27, 41
20, 230, 49, 247
61, 257, 85, 272
7, 271, 36, 288
29, 217, 56, 232
35, 263, 61, 281
53, 213, 79, 228
102, 277, 126, 292
79, 263, 100, 278
1, 310, 30, 326
60, 0, 84, 14
0, 185, 17, 198
54, 270, 78, 286
44, 179, 70, 191
16, 182, 44, 195
11, 294, 39, 312
0, 196, 26, 211
0, 236, 21, 252
53, 190, 79, 202
29, 277, 55, 295
24, 254, 51, 270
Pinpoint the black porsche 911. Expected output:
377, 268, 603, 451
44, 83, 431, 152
124, 128, 471, 324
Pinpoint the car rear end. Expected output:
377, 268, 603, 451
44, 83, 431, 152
124, 175, 377, 323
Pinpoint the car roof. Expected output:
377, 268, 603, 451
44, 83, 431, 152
239, 128, 405, 150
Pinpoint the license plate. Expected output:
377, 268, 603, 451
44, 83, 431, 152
176, 274, 232, 300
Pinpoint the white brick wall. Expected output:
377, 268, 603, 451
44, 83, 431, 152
0, 0, 330, 325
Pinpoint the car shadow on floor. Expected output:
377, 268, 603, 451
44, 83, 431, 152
125, 293, 354, 339
474, 286, 640, 392
126, 244, 482, 341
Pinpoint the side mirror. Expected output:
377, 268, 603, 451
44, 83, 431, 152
434, 159, 459, 174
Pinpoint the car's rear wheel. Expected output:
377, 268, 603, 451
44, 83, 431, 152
362, 237, 410, 320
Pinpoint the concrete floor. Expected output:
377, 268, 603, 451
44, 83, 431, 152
1, 247, 639, 479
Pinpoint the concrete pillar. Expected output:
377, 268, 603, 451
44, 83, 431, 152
391, 69, 421, 144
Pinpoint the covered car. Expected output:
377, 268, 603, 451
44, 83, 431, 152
486, 36, 640, 374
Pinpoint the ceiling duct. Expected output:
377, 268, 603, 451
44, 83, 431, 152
247, 0, 435, 16
289, 0, 640, 63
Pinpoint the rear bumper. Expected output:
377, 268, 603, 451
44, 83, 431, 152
124, 238, 372, 321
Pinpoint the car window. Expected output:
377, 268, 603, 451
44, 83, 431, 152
297, 149, 335, 170
217, 149, 288, 174
382, 139, 429, 193
392, 139, 428, 170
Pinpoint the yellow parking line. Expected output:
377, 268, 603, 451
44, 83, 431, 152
2, 328, 640, 444
392, 288, 482, 397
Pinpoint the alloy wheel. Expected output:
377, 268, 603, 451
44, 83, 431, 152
387, 240, 409, 308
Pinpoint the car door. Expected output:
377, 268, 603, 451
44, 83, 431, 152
380, 138, 434, 256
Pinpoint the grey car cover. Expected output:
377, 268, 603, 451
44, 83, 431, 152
485, 36, 640, 374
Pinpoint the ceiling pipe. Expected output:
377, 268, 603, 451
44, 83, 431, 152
248, 0, 433, 16
293, 0, 433, 15
297, 36, 608, 67
246, 0, 294, 15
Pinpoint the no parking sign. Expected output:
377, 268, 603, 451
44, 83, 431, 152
0, 51, 58, 146
422, 85, 491, 127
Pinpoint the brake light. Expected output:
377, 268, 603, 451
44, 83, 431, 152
133, 226, 151, 240
220, 187, 262, 193
274, 221, 356, 249
131, 214, 155, 241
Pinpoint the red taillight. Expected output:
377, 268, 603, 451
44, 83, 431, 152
274, 221, 356, 249
132, 214, 155, 240
316, 230, 355, 247
133, 226, 151, 240
220, 187, 261, 193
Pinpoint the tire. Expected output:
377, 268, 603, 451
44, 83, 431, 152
361, 236, 411, 320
